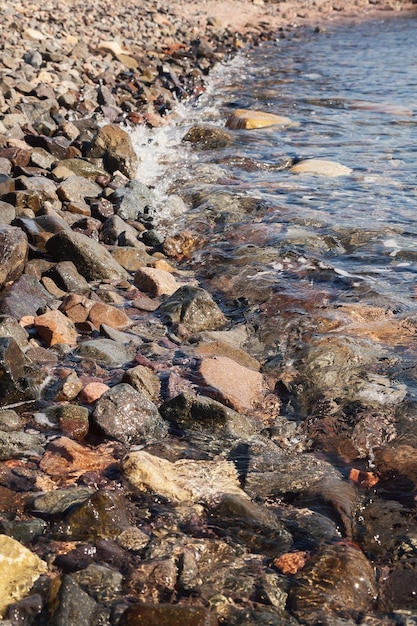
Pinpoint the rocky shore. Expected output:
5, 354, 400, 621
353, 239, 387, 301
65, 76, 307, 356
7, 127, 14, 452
0, 0, 417, 624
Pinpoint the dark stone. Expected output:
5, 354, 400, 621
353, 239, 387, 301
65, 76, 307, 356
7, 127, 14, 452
0, 337, 47, 406
92, 383, 167, 445
183, 124, 234, 150
46, 230, 128, 282
0, 274, 54, 318
119, 604, 218, 626
44, 261, 90, 294
49, 575, 97, 626
112, 179, 155, 220
158, 285, 227, 333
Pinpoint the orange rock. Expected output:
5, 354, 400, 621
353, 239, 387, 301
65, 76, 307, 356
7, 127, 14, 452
34, 309, 78, 347
79, 382, 110, 404
88, 302, 131, 330
273, 551, 310, 575
226, 108, 297, 130
133, 267, 179, 297
39, 436, 116, 484
198, 355, 266, 412
348, 468, 379, 488
59, 294, 94, 323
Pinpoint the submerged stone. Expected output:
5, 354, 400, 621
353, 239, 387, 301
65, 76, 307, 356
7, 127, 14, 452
123, 450, 244, 504
290, 158, 352, 176
226, 108, 297, 130
119, 604, 218, 626
0, 337, 46, 406
183, 124, 234, 149
0, 534, 47, 618
288, 542, 377, 624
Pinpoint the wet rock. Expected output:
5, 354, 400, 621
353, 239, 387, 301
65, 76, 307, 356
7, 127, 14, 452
14, 213, 71, 253
92, 383, 167, 445
0, 225, 28, 289
54, 490, 130, 541
56, 158, 107, 181
49, 575, 97, 626
46, 230, 129, 282
39, 437, 117, 483
0, 314, 29, 349
209, 493, 292, 556
160, 392, 258, 440
76, 338, 136, 367
34, 309, 78, 347
0, 337, 46, 406
7, 593, 43, 626
112, 179, 156, 221
288, 542, 377, 624
226, 108, 298, 130
45, 261, 90, 294
71, 563, 123, 603
117, 526, 150, 552
382, 559, 417, 612
31, 487, 93, 516
158, 285, 227, 333
290, 158, 352, 176
119, 604, 218, 626
54, 404, 89, 440
0, 274, 54, 319
183, 124, 234, 149
0, 534, 47, 618
134, 267, 180, 296
194, 340, 260, 371
0, 430, 45, 460
123, 364, 161, 403
86, 124, 138, 179
123, 450, 245, 504
198, 356, 266, 412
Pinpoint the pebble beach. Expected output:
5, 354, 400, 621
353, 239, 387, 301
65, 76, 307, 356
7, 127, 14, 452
0, 0, 417, 624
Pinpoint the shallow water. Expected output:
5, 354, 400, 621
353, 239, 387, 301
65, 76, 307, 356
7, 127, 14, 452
131, 15, 417, 620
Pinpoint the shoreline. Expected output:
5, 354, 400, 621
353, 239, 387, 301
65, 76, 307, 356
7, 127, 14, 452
0, 0, 416, 623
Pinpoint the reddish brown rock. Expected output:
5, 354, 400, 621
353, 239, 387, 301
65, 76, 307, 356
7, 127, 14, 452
134, 267, 180, 297
79, 382, 110, 404
198, 356, 266, 412
88, 301, 131, 330
59, 294, 94, 324
34, 309, 78, 346
39, 437, 116, 484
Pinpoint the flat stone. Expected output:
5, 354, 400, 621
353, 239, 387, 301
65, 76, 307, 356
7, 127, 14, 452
56, 158, 107, 181
0, 534, 47, 618
226, 108, 297, 130
46, 230, 129, 282
92, 383, 167, 444
34, 310, 78, 347
198, 356, 266, 412
76, 338, 136, 367
57, 175, 102, 207
123, 450, 245, 505
0, 430, 45, 460
88, 301, 131, 330
111, 246, 152, 271
123, 365, 161, 403
290, 159, 352, 176
134, 267, 180, 297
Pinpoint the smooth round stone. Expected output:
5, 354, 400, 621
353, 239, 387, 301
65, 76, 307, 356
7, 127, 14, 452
226, 108, 298, 130
290, 159, 352, 176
